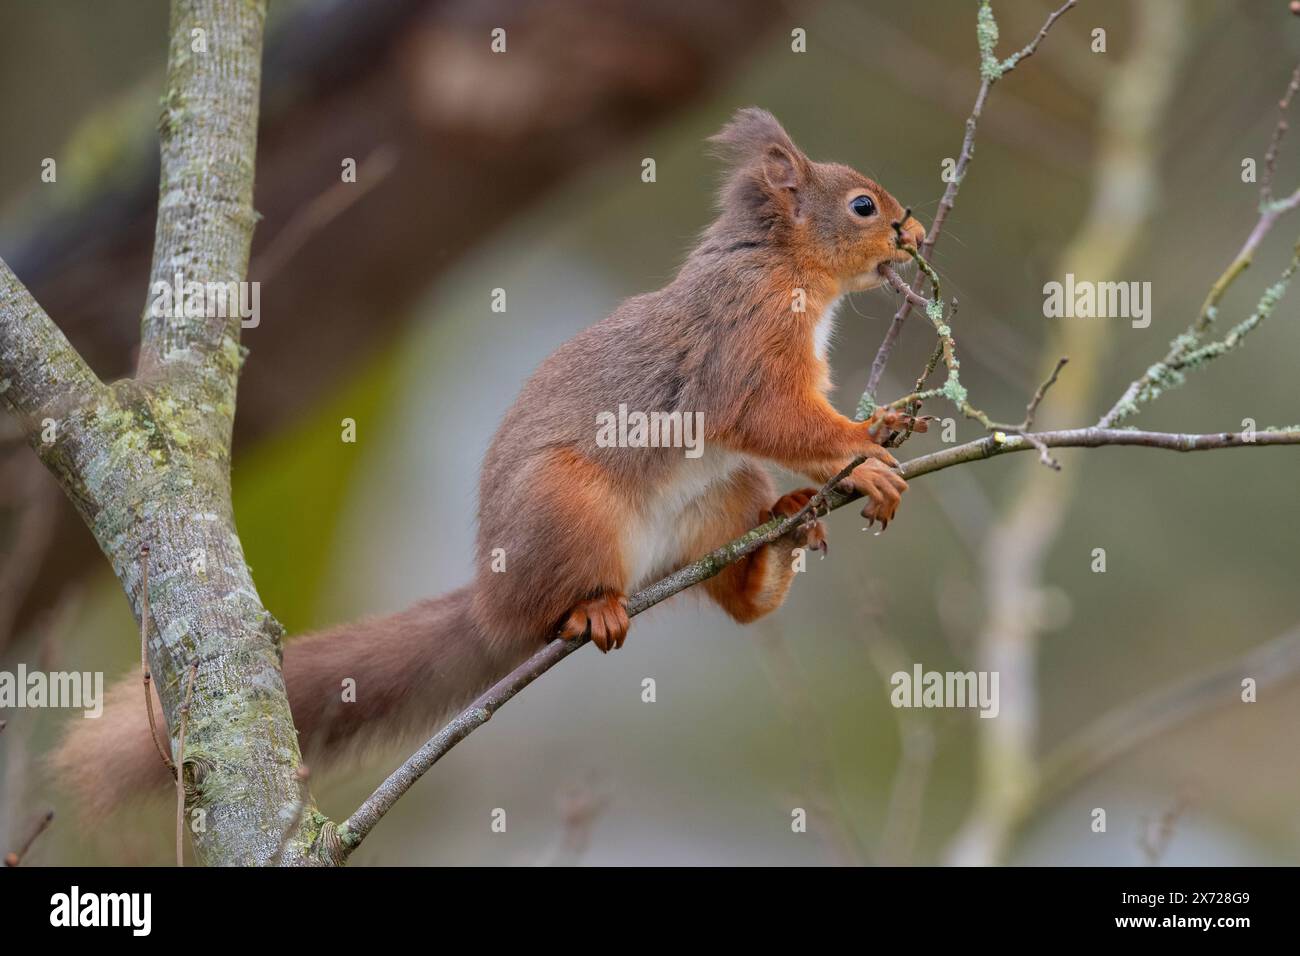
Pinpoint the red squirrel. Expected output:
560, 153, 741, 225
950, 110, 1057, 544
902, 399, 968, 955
53, 108, 925, 817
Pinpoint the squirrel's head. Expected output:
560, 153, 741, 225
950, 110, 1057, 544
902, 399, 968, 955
708, 108, 924, 292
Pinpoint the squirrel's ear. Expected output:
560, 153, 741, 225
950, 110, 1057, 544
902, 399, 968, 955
709, 107, 810, 184
761, 143, 802, 193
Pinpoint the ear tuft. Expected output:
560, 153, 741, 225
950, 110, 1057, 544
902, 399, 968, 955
708, 108, 809, 186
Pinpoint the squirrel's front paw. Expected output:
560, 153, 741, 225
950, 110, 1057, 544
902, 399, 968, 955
859, 409, 930, 463
842, 459, 908, 530
763, 488, 828, 554
560, 592, 630, 653
865, 407, 930, 441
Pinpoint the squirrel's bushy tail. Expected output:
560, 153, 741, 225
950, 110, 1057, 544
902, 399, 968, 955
51, 585, 522, 819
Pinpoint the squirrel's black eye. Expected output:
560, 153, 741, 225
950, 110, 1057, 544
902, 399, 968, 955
851, 194, 877, 217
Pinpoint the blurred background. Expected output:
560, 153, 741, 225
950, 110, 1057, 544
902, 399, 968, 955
2, 0, 1299, 865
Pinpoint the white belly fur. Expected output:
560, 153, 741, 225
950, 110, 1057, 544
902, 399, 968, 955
814, 295, 843, 362
622, 448, 745, 589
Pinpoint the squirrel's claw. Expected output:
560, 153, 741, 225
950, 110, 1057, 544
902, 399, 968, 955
842, 458, 908, 530
561, 593, 630, 653
769, 487, 830, 554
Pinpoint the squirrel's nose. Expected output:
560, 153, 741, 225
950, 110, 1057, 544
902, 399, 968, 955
904, 216, 926, 251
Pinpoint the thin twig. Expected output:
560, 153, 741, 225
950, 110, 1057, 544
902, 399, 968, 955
998, 0, 1080, 72
139, 543, 176, 776
252, 144, 399, 280
332, 425, 1299, 861
870, 98, 1070, 466
878, 256, 1070, 469
1013, 356, 1070, 468
1102, 64, 1300, 429
864, 0, 1077, 398
175, 660, 198, 868
1022, 356, 1069, 430
1260, 64, 1300, 208
1102, 231, 1300, 427
812, 0, 1088, 171
880, 263, 932, 311
873, 225, 1011, 444
4, 809, 54, 867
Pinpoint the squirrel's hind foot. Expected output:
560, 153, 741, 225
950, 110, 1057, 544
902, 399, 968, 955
560, 592, 631, 653
764, 487, 829, 554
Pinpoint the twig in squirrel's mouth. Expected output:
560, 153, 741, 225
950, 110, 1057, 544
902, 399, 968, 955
878, 263, 931, 311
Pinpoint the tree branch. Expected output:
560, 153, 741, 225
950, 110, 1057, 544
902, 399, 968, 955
0, 263, 105, 436
331, 424, 1298, 860
137, 0, 265, 397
